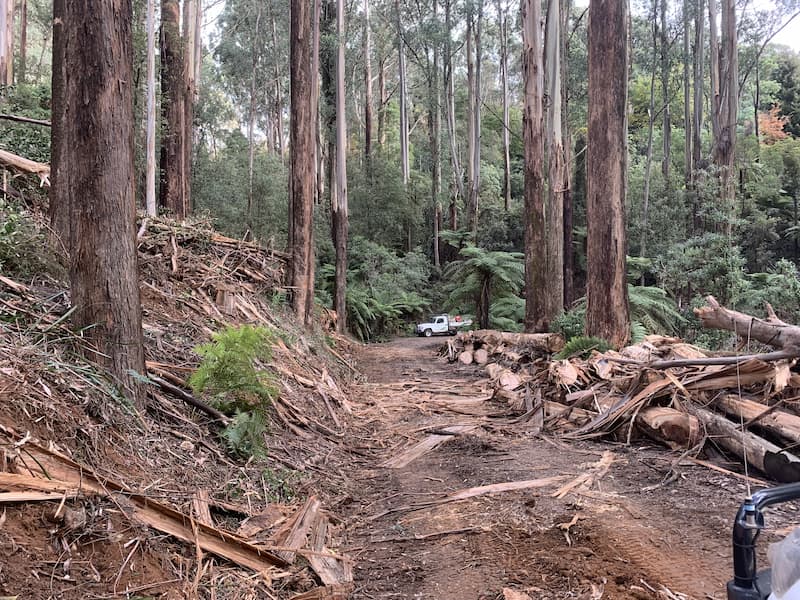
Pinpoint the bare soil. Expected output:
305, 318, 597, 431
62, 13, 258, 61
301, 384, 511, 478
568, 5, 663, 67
339, 337, 800, 600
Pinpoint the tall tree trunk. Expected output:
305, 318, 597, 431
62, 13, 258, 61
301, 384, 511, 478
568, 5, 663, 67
333, 0, 348, 333
691, 0, 704, 231
714, 0, 738, 235
48, 0, 67, 246
561, 0, 575, 307
247, 6, 262, 234
468, 2, 483, 238
466, 5, 475, 228
660, 0, 670, 181
641, 10, 658, 269
272, 14, 285, 160
377, 55, 387, 148
145, 0, 157, 216
430, 0, 442, 268
444, 0, 463, 227
289, 0, 316, 326
17, 0, 25, 83
363, 0, 373, 174
312, 0, 322, 205
159, 0, 186, 219
498, 0, 511, 211
0, 0, 12, 85
683, 0, 691, 187
182, 0, 197, 213
708, 0, 720, 148
58, 0, 145, 405
585, 0, 630, 348
396, 0, 409, 186
544, 0, 565, 321
522, 0, 546, 332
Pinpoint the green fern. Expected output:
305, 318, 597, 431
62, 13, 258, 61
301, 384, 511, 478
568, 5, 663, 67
189, 325, 277, 457
554, 336, 612, 360
628, 285, 685, 334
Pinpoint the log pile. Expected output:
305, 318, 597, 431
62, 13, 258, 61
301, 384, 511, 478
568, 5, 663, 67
445, 300, 800, 482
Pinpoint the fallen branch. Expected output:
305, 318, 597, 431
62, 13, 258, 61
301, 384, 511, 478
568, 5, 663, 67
0, 148, 50, 186
147, 373, 230, 425
605, 349, 799, 369
0, 113, 51, 126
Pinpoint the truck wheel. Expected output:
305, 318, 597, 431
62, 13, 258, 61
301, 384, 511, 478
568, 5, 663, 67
424, 329, 433, 337
450, 330, 457, 336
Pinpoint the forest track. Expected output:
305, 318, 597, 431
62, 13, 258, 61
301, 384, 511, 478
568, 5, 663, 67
338, 337, 800, 600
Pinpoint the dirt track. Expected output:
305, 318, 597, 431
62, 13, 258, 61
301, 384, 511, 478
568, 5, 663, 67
340, 337, 800, 600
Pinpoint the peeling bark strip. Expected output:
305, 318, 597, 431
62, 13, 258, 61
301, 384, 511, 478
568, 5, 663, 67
58, 0, 145, 405
585, 0, 630, 347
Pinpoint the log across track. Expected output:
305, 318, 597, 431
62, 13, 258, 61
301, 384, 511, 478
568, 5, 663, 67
340, 337, 800, 600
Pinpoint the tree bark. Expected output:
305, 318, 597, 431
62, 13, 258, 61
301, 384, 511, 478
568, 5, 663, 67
694, 296, 800, 352
444, 0, 463, 227
659, 0, 670, 182
683, 0, 691, 188
333, 0, 348, 333
641, 9, 657, 267
0, 0, 10, 85
377, 54, 387, 148
430, 0, 441, 268
58, 0, 146, 405
691, 0, 704, 231
585, 0, 630, 348
522, 0, 546, 332
48, 0, 67, 248
714, 0, 738, 235
182, 0, 198, 214
396, 0, 409, 186
466, 5, 476, 233
246, 6, 263, 233
17, 0, 25, 83
498, 0, 511, 211
468, 1, 483, 239
545, 0, 565, 322
159, 0, 186, 219
715, 395, 800, 448
562, 0, 574, 307
145, 0, 157, 216
289, 0, 316, 326
362, 0, 373, 174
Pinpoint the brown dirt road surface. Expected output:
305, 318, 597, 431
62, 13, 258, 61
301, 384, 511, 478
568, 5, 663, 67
339, 337, 800, 600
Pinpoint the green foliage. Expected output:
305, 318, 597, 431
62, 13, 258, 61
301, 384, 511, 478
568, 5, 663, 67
489, 295, 524, 332
551, 307, 586, 340
0, 199, 54, 277
189, 325, 277, 457
317, 237, 433, 341
444, 246, 524, 329
628, 285, 686, 334
554, 336, 613, 360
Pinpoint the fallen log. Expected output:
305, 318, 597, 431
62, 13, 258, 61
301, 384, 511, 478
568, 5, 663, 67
694, 296, 800, 353
457, 329, 565, 354
714, 395, 800, 446
635, 406, 702, 449
690, 405, 800, 482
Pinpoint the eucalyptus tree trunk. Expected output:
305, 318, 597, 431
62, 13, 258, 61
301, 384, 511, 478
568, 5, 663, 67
0, 0, 12, 85
468, 1, 483, 238
246, 6, 262, 232
289, 0, 316, 326
333, 0, 349, 333
145, 0, 157, 216
660, 0, 670, 182
561, 0, 575, 307
692, 0, 704, 230
363, 0, 373, 173
585, 0, 630, 348
498, 0, 511, 211
642, 9, 658, 270
396, 0, 410, 185
522, 0, 546, 332
708, 0, 720, 146
182, 0, 198, 212
378, 55, 387, 148
17, 0, 25, 83
444, 0, 463, 227
683, 0, 691, 187
58, 0, 146, 405
714, 0, 738, 235
430, 0, 442, 268
466, 5, 476, 230
160, 0, 186, 219
272, 14, 285, 159
544, 0, 565, 320
48, 0, 67, 244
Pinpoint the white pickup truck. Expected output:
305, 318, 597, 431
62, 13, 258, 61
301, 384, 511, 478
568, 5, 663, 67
415, 314, 473, 337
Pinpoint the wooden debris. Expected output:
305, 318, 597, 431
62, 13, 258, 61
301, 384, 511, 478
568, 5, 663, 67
636, 407, 702, 449
304, 513, 353, 587
380, 425, 479, 468
290, 585, 354, 600
503, 588, 533, 600
192, 490, 213, 527
0, 148, 50, 185
269, 496, 322, 564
